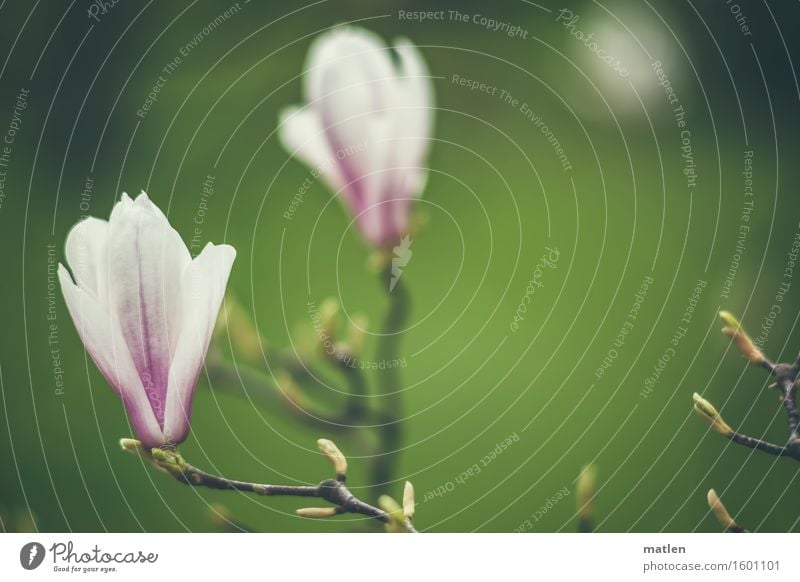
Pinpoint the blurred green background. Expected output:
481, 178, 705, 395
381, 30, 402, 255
1, 0, 800, 532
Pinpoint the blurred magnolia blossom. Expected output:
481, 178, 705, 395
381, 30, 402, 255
58, 192, 236, 448
279, 26, 434, 248
560, 7, 678, 121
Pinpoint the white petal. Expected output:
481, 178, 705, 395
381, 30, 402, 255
163, 243, 236, 444
394, 38, 435, 137
390, 38, 434, 200
64, 217, 110, 304
106, 194, 191, 428
59, 264, 164, 447
307, 26, 396, 199
278, 106, 344, 193
315, 62, 394, 222
304, 26, 395, 106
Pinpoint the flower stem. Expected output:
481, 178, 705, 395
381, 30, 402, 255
372, 263, 411, 494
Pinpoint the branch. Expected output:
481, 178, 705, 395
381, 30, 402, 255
728, 431, 793, 459
205, 349, 352, 433
212, 295, 375, 431
120, 438, 417, 532
774, 366, 799, 438
692, 312, 800, 462
693, 392, 800, 460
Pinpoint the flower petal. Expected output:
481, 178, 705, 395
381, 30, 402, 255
282, 27, 435, 249
59, 264, 164, 447
64, 217, 110, 304
106, 192, 191, 428
391, 38, 434, 197
304, 26, 395, 107
278, 106, 344, 193
163, 243, 236, 445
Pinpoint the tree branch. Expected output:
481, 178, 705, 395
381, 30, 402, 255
120, 438, 417, 532
695, 313, 800, 462
727, 431, 793, 458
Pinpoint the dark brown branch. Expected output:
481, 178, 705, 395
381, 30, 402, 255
180, 466, 389, 523
122, 439, 417, 532
702, 324, 800, 461
774, 366, 799, 438
727, 431, 794, 459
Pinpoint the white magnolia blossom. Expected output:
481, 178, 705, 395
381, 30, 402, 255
279, 26, 434, 248
58, 192, 235, 448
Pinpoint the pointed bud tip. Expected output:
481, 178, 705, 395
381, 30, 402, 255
692, 394, 733, 437
379, 495, 409, 532
119, 438, 146, 456
719, 311, 741, 329
317, 438, 348, 476
403, 481, 415, 519
707, 489, 736, 529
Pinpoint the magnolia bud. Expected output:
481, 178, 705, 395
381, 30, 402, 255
576, 464, 597, 532
707, 489, 743, 532
297, 507, 339, 519
692, 393, 734, 437
378, 495, 408, 533
718, 310, 741, 329
320, 298, 340, 339
403, 481, 415, 520
719, 311, 764, 365
317, 438, 347, 478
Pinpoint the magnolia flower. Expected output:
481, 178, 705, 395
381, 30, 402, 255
58, 192, 236, 448
279, 26, 434, 248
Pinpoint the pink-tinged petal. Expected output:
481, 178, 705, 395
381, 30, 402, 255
59, 264, 165, 447
309, 27, 397, 211
163, 243, 236, 445
316, 65, 394, 228
278, 106, 344, 193
106, 192, 191, 429
281, 26, 435, 249
64, 217, 110, 304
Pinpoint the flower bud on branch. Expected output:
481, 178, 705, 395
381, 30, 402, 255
318, 438, 348, 481
692, 393, 734, 437
403, 481, 415, 521
707, 489, 747, 533
378, 495, 411, 533
296, 507, 340, 519
120, 436, 417, 531
719, 311, 765, 365
576, 464, 597, 533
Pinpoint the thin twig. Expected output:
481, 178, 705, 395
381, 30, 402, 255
122, 439, 417, 532
727, 431, 792, 458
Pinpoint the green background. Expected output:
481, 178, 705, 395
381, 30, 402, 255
1, 0, 799, 532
